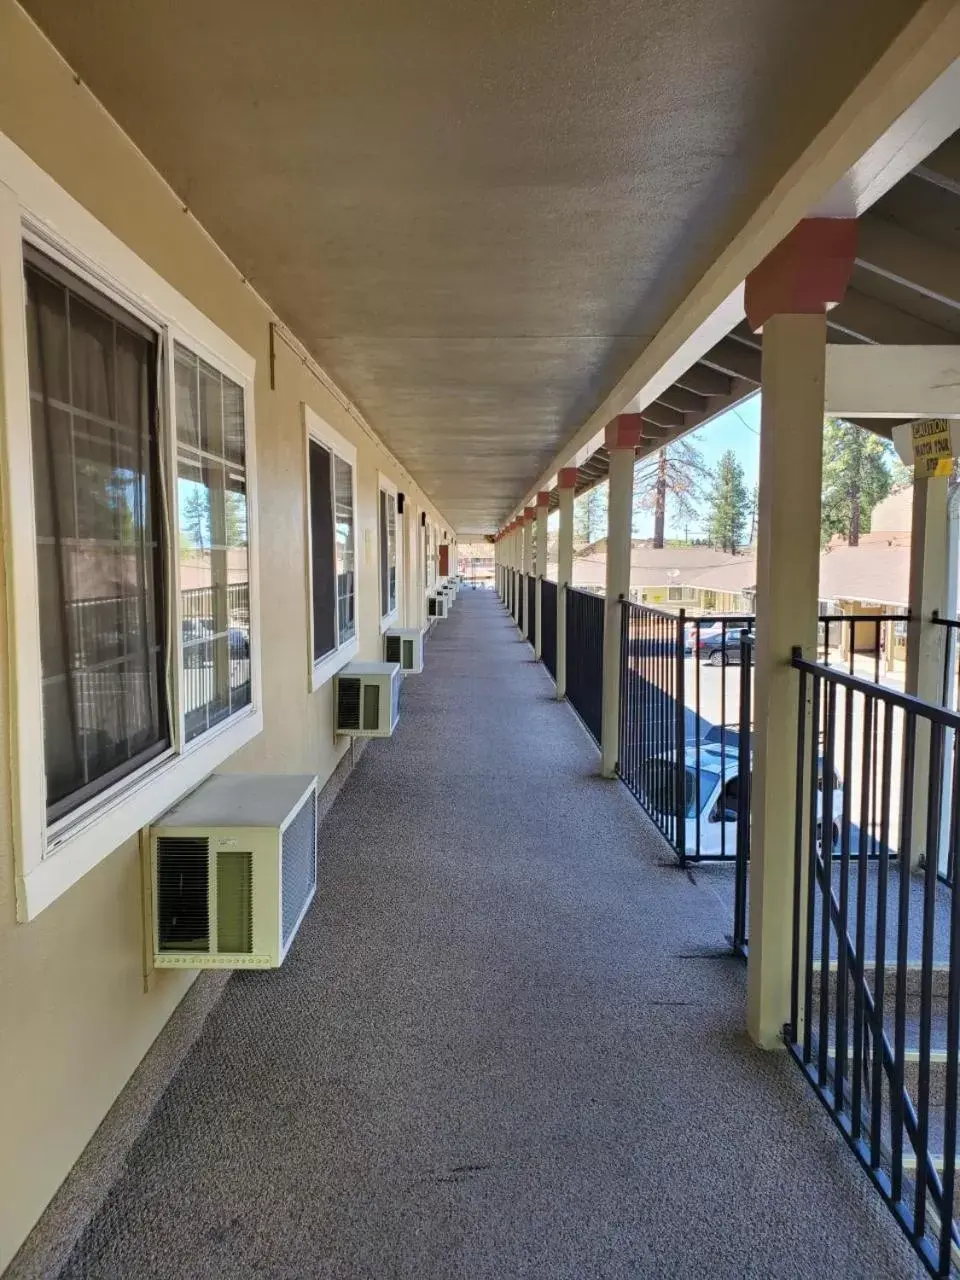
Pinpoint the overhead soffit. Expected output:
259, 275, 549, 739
565, 128, 960, 501
18, 0, 930, 532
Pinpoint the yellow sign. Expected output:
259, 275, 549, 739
911, 418, 954, 479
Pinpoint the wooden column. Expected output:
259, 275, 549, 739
556, 468, 576, 699
745, 218, 857, 1048
601, 416, 643, 778
535, 491, 550, 660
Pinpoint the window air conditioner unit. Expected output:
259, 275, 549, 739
334, 661, 401, 736
384, 627, 424, 674
151, 773, 318, 970
427, 592, 449, 620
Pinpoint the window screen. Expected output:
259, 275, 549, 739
380, 489, 397, 617
334, 454, 355, 643
25, 249, 168, 822
309, 440, 336, 662
174, 344, 251, 743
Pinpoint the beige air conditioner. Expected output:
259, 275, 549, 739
334, 661, 401, 736
427, 593, 449, 620
384, 627, 425, 674
150, 773, 318, 969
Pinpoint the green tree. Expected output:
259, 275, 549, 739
181, 488, 210, 550
705, 449, 750, 553
573, 482, 608, 548
633, 441, 708, 548
820, 418, 895, 547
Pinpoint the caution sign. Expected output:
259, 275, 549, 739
911, 418, 954, 479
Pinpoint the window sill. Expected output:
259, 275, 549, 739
16, 707, 263, 922
311, 636, 359, 691
379, 609, 399, 635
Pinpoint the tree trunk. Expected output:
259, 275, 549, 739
850, 490, 860, 546
653, 451, 667, 549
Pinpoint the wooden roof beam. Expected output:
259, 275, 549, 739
699, 337, 762, 383
827, 287, 958, 344
912, 133, 960, 198
655, 385, 709, 414
640, 405, 684, 428
856, 213, 960, 311
673, 363, 732, 397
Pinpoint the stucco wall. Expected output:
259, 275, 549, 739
0, 3, 449, 1266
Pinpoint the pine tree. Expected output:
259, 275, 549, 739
820, 418, 895, 547
704, 450, 750, 553
573, 482, 608, 548
632, 441, 707, 548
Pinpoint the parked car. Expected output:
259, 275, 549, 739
698, 627, 754, 666
640, 742, 842, 858
228, 626, 250, 659
684, 620, 721, 653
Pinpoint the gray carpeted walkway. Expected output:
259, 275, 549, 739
59, 589, 927, 1280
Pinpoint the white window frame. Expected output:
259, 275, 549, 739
378, 472, 400, 632
303, 404, 359, 690
0, 137, 263, 921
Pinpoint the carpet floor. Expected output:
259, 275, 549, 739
58, 589, 927, 1279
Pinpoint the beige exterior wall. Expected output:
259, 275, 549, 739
0, 5, 450, 1266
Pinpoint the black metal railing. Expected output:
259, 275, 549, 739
618, 603, 688, 855
618, 607, 755, 862
733, 631, 754, 957
541, 579, 557, 679
616, 609, 896, 866
788, 652, 960, 1278
565, 587, 603, 744
527, 574, 537, 648
819, 612, 895, 680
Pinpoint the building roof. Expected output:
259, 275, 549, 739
869, 486, 912, 535
570, 545, 745, 586
555, 540, 910, 607
818, 543, 910, 608
689, 559, 757, 593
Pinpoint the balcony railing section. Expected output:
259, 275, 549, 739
541, 579, 557, 679
565, 588, 603, 744
788, 652, 960, 1278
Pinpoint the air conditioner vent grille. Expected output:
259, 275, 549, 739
157, 837, 209, 953
402, 638, 414, 669
385, 634, 401, 664
281, 793, 317, 945
362, 683, 380, 732
337, 677, 361, 730
216, 850, 253, 953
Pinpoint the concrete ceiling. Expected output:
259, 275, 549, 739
21, 0, 929, 532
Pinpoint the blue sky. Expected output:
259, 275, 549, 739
633, 391, 762, 541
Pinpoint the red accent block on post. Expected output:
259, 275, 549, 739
524, 506, 536, 521
745, 218, 857, 332
558, 467, 578, 490
604, 413, 646, 451
537, 490, 551, 508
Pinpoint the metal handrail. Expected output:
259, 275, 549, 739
792, 647, 960, 731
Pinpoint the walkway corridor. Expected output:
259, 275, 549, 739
59, 591, 925, 1279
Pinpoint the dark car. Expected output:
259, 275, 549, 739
698, 627, 754, 666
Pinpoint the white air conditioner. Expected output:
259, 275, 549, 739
384, 627, 424, 674
151, 773, 318, 970
427, 592, 449, 620
334, 661, 401, 736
